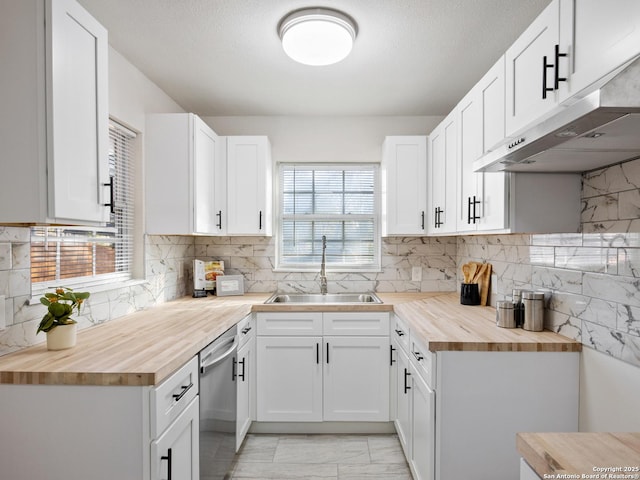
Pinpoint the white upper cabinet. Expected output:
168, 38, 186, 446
146, 114, 222, 235
456, 57, 509, 233
381, 136, 428, 236
505, 0, 562, 137
226, 136, 273, 236
427, 113, 457, 234
0, 0, 110, 225
558, 0, 640, 102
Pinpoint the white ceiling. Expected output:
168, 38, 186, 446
78, 0, 551, 116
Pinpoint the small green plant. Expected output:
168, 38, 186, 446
37, 287, 90, 334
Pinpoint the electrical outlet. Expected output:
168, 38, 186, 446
411, 266, 422, 282
0, 295, 5, 330
177, 261, 184, 280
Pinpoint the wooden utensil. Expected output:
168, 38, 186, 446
467, 262, 478, 284
462, 263, 471, 283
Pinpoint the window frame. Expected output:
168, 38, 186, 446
275, 163, 381, 273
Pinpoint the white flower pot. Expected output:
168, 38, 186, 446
46, 323, 77, 350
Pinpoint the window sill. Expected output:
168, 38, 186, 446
272, 267, 382, 274
28, 278, 148, 305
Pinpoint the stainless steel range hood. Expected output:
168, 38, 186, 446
474, 56, 640, 173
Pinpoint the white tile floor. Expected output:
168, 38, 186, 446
228, 434, 413, 479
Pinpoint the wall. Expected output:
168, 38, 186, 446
205, 115, 441, 164
458, 157, 640, 431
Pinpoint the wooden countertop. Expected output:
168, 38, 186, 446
0, 294, 270, 387
394, 293, 582, 352
517, 432, 640, 477
0, 291, 579, 386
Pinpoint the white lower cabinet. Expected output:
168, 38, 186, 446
256, 312, 390, 423
0, 356, 200, 480
151, 396, 199, 480
236, 315, 256, 450
520, 458, 542, 480
324, 336, 390, 421
391, 318, 580, 480
257, 335, 323, 422
394, 344, 412, 456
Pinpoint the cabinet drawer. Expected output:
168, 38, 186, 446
409, 335, 436, 389
256, 312, 323, 336
151, 356, 199, 438
237, 314, 255, 348
323, 312, 389, 336
392, 315, 410, 353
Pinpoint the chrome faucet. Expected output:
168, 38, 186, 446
320, 235, 327, 295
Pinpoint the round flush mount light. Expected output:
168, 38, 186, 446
278, 7, 358, 66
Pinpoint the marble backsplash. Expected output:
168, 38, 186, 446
0, 233, 192, 355
194, 236, 458, 295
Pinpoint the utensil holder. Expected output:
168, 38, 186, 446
460, 283, 480, 305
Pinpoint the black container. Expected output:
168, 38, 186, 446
460, 283, 480, 305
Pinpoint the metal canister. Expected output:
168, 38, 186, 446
496, 300, 516, 328
522, 291, 545, 331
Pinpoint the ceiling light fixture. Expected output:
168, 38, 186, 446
278, 7, 358, 66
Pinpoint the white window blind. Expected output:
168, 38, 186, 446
278, 164, 379, 270
31, 121, 136, 289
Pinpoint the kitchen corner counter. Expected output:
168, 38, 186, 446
394, 293, 582, 352
0, 294, 271, 387
517, 432, 640, 477
0, 291, 579, 386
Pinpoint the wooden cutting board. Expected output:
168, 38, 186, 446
474, 263, 492, 306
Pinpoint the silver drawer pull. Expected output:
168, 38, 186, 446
172, 382, 193, 402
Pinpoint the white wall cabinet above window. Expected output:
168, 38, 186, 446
0, 0, 110, 225
226, 136, 273, 236
381, 136, 428, 236
145, 113, 222, 235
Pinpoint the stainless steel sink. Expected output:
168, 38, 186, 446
264, 292, 383, 304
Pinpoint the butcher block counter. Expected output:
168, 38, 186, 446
517, 432, 640, 478
0, 291, 579, 386
394, 293, 582, 353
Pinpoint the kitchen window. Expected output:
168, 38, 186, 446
277, 164, 380, 271
30, 121, 136, 291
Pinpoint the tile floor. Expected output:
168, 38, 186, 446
228, 434, 413, 479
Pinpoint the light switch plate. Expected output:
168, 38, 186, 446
411, 266, 422, 282
0, 295, 5, 330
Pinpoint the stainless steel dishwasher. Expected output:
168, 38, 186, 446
199, 325, 238, 479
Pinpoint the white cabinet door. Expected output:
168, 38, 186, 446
47, 0, 110, 224
236, 336, 254, 451
146, 113, 221, 235
1, 0, 109, 224
226, 136, 273, 236
151, 396, 199, 480
381, 136, 428, 236
456, 89, 483, 233
520, 459, 542, 480
428, 114, 457, 234
410, 368, 435, 480
323, 336, 390, 422
193, 116, 219, 234
395, 347, 412, 459
256, 336, 322, 422
559, 0, 640, 102
457, 57, 509, 233
505, 0, 561, 136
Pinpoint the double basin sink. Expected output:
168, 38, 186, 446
265, 292, 383, 304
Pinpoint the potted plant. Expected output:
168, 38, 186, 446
37, 287, 90, 350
